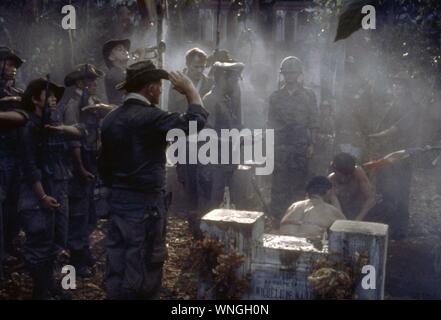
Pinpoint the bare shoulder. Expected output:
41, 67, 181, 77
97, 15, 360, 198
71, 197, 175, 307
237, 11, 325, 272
354, 165, 369, 180
328, 172, 336, 182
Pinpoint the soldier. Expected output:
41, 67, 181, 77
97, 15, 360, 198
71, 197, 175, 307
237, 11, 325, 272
0, 109, 27, 282
102, 39, 131, 105
200, 61, 244, 213
168, 48, 213, 239
98, 60, 208, 299
18, 78, 83, 299
267, 56, 319, 221
367, 71, 420, 240
0, 108, 28, 283
62, 64, 113, 277
168, 48, 213, 113
0, 47, 27, 274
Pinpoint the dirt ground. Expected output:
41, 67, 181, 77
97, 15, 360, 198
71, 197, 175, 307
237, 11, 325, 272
2, 158, 441, 300
0, 216, 199, 300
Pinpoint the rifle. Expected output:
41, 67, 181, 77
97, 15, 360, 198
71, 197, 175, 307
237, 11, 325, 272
362, 145, 441, 172
79, 64, 90, 110
42, 74, 51, 126
77, 64, 97, 173
42, 74, 55, 178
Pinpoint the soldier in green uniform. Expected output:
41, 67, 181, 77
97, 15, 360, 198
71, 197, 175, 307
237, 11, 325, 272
267, 56, 319, 221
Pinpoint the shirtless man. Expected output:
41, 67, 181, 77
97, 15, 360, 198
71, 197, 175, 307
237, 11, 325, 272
328, 152, 376, 221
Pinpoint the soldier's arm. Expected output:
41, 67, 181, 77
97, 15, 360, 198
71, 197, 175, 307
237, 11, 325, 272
70, 146, 95, 181
17, 122, 59, 207
168, 84, 187, 113
19, 123, 42, 187
152, 72, 208, 134
369, 108, 415, 139
0, 110, 28, 128
44, 124, 84, 137
63, 98, 80, 125
354, 166, 376, 221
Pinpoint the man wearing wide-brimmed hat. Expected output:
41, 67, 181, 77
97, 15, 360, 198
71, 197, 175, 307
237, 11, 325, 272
18, 78, 83, 299
99, 60, 208, 299
0, 46, 28, 279
0, 46, 27, 130
62, 63, 112, 277
0, 46, 24, 99
198, 61, 244, 217
102, 39, 131, 105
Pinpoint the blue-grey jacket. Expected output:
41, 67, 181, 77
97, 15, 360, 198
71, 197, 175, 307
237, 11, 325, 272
99, 97, 208, 193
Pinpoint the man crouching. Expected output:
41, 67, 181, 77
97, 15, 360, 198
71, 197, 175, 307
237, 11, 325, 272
280, 176, 346, 242
98, 60, 208, 300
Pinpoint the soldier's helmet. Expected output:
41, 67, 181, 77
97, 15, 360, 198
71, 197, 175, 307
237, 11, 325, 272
280, 56, 303, 74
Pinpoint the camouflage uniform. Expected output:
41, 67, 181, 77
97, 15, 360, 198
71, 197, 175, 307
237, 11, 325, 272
268, 86, 319, 219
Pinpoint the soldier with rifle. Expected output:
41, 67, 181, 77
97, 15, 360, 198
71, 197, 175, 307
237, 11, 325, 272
0, 47, 27, 279
367, 71, 421, 240
62, 64, 113, 277
18, 77, 84, 299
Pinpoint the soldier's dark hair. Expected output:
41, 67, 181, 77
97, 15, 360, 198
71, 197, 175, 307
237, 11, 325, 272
22, 87, 53, 112
332, 152, 356, 175
185, 48, 207, 65
126, 79, 160, 93
305, 176, 333, 196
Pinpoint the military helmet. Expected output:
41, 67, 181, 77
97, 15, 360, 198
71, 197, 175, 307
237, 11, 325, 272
280, 56, 303, 74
